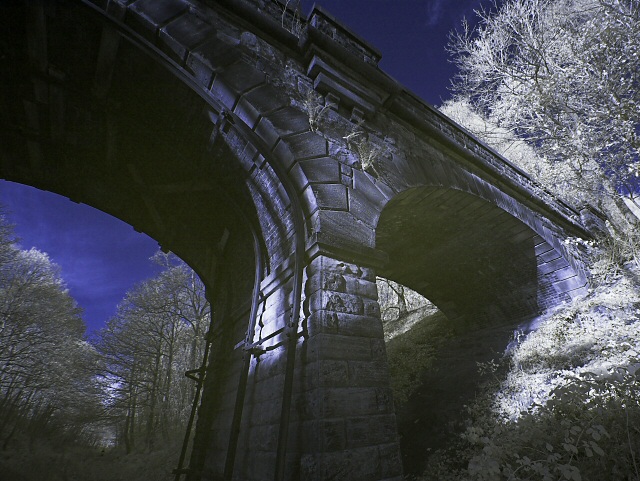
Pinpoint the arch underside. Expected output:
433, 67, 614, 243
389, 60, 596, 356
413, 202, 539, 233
0, 4, 319, 480
377, 187, 584, 329
0, 2, 277, 289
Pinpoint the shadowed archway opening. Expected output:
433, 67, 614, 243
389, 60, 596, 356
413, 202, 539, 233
376, 186, 580, 329
0, 4, 272, 479
376, 186, 582, 474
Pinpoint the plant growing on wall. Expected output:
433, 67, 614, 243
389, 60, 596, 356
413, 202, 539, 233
343, 125, 386, 178
301, 90, 335, 133
280, 0, 303, 37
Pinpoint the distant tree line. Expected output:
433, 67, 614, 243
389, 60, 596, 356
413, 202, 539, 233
95, 252, 210, 453
0, 211, 210, 457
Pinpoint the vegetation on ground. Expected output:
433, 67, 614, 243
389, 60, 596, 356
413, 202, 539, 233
413, 1, 640, 478
0, 210, 209, 480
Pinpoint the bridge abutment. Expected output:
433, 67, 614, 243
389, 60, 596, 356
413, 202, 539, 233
191, 253, 402, 480
299, 255, 402, 480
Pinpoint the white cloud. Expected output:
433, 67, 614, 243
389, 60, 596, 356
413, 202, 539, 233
425, 0, 445, 26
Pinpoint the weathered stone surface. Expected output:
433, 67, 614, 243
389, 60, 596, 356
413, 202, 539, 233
312, 183, 349, 211
300, 157, 342, 185
159, 10, 215, 62
306, 333, 374, 362
287, 131, 328, 159
306, 311, 384, 338
127, 0, 188, 39
186, 36, 238, 86
346, 414, 398, 448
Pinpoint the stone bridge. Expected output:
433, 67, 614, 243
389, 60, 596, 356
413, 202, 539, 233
0, 1, 596, 479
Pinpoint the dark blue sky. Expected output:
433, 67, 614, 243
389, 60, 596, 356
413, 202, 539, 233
300, 0, 493, 106
0, 0, 498, 335
0, 182, 163, 335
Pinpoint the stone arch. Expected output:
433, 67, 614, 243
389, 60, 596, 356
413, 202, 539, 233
0, 0, 329, 279
376, 186, 587, 328
1, 3, 391, 480
375, 185, 590, 474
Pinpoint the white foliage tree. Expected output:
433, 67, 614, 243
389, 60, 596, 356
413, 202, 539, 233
448, 0, 640, 226
0, 213, 99, 447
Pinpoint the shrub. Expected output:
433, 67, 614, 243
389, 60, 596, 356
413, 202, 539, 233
421, 264, 640, 481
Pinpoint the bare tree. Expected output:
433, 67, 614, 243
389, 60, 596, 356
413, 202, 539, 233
96, 253, 210, 452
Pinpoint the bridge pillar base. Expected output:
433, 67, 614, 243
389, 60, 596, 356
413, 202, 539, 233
297, 254, 403, 481
190, 252, 403, 481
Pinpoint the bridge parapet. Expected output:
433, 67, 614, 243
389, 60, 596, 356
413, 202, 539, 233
306, 6, 382, 66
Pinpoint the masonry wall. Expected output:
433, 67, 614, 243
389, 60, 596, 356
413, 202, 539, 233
298, 255, 402, 480
190, 248, 403, 481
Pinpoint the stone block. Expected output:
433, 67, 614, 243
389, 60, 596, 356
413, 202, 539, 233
352, 277, 378, 300
299, 419, 349, 453
300, 157, 342, 184
300, 445, 386, 481
286, 131, 328, 160
219, 60, 266, 94
537, 256, 570, 275
301, 184, 320, 217
234, 96, 262, 129
306, 333, 373, 362
307, 310, 342, 336
263, 106, 311, 137
288, 162, 311, 194
242, 84, 289, 117
535, 240, 555, 256
312, 183, 349, 211
347, 360, 390, 387
210, 73, 240, 109
307, 290, 365, 315
271, 138, 296, 170
253, 117, 283, 152
348, 186, 384, 229
248, 388, 284, 426
317, 359, 350, 388
127, 0, 187, 40
186, 36, 237, 86
307, 255, 373, 281
321, 418, 347, 451
314, 210, 375, 248
322, 387, 393, 418
252, 350, 287, 380
321, 271, 348, 293
306, 311, 384, 338
247, 423, 279, 451
537, 246, 562, 263
351, 168, 388, 205
345, 413, 398, 448
159, 10, 215, 62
